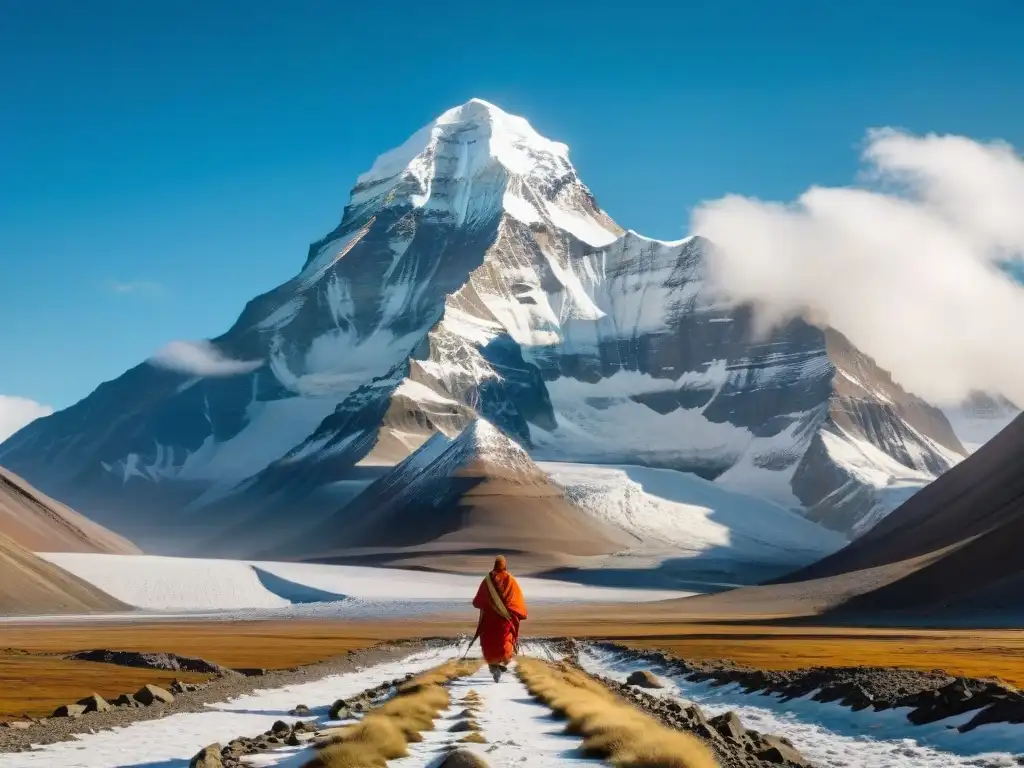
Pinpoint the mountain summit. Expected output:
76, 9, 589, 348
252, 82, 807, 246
0, 99, 966, 555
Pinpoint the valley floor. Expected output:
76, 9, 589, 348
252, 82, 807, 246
3, 636, 1023, 768
3, 616, 1024, 720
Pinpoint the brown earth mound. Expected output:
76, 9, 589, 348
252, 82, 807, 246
267, 420, 631, 568
0, 466, 138, 554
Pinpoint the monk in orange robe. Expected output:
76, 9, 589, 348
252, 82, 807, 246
471, 555, 528, 681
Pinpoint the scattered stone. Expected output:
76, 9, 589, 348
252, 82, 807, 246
232, 668, 266, 677
189, 743, 223, 767
50, 704, 86, 719
756, 734, 813, 766
134, 684, 175, 706
709, 710, 746, 741
289, 704, 311, 716
439, 748, 490, 767
270, 720, 290, 736
76, 693, 111, 713
625, 669, 664, 689
112, 694, 142, 708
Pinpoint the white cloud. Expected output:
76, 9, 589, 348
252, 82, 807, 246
692, 129, 1024, 406
0, 395, 53, 443
148, 340, 262, 377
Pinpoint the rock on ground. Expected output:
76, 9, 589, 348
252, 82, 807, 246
626, 669, 664, 688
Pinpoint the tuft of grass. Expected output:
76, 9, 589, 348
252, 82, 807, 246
459, 732, 488, 744
517, 658, 719, 768
307, 659, 481, 768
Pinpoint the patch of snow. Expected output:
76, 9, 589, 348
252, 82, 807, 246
37, 555, 691, 615
943, 404, 1018, 453
392, 661, 600, 768
542, 462, 845, 563
177, 395, 340, 484
581, 645, 1024, 768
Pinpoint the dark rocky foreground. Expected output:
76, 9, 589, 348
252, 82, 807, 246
596, 642, 1024, 732
0, 639, 437, 753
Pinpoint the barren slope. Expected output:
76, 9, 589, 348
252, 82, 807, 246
0, 466, 138, 554
0, 530, 128, 615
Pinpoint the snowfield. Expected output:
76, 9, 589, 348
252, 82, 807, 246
542, 462, 846, 564
36, 554, 690, 615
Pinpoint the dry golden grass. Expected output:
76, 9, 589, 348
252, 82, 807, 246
0, 620, 431, 668
516, 657, 719, 768
0, 654, 208, 720
459, 732, 487, 743
612, 630, 1024, 686
308, 658, 481, 768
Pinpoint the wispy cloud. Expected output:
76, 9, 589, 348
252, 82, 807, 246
148, 340, 263, 377
105, 280, 165, 296
692, 129, 1024, 406
0, 395, 53, 444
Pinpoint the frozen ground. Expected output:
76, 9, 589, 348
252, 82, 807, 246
578, 644, 1024, 768
33, 555, 690, 617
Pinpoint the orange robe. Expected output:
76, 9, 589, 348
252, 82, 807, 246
471, 568, 528, 665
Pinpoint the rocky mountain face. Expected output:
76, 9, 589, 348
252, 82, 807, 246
0, 99, 966, 554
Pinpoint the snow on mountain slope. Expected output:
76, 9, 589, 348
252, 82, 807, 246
0, 99, 966, 550
264, 418, 632, 563
541, 462, 846, 565
942, 392, 1019, 453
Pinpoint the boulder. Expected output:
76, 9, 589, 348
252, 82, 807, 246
1, 721, 31, 730
709, 710, 746, 741
232, 667, 266, 677
112, 694, 142, 708
270, 720, 291, 736
328, 699, 350, 720
76, 693, 111, 713
289, 704, 311, 716
625, 670, 664, 689
189, 743, 223, 768
438, 748, 490, 767
51, 703, 87, 718
135, 684, 174, 706
756, 735, 813, 766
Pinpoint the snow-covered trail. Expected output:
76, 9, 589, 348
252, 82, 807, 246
3, 646, 458, 768
392, 663, 600, 767
579, 645, 1024, 768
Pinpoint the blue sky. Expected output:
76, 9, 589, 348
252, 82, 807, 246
1, 0, 1022, 412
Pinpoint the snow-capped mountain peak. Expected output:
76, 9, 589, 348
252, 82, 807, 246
0, 100, 968, 555
347, 98, 621, 246
358, 98, 570, 186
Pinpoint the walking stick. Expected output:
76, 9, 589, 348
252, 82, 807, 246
462, 613, 483, 659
